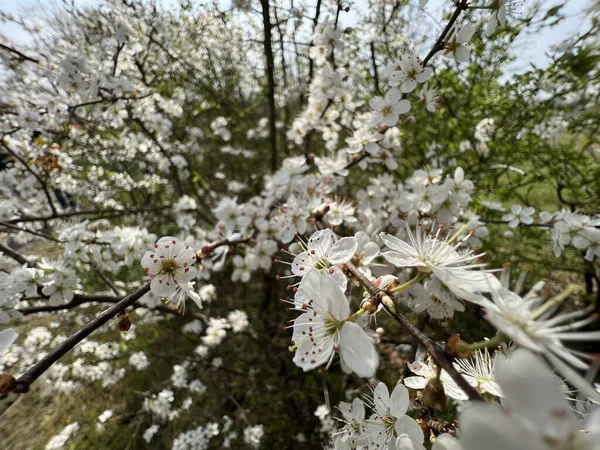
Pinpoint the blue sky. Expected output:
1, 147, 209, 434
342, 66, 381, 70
0, 0, 591, 73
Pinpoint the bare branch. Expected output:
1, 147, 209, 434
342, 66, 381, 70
0, 43, 40, 63
0, 283, 151, 416
0, 241, 33, 267
422, 0, 469, 67
344, 261, 484, 402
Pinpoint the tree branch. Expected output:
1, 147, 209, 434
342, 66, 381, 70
0, 241, 33, 267
0, 141, 58, 216
344, 261, 483, 401
260, 0, 278, 173
7, 206, 160, 224
0, 43, 39, 63
422, 0, 469, 67
0, 283, 151, 415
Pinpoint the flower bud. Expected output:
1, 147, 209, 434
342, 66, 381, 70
117, 312, 132, 332
381, 295, 396, 314
0, 374, 16, 395
446, 333, 471, 358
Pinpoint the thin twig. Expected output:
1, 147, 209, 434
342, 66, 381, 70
0, 241, 33, 267
422, 0, 468, 67
344, 261, 483, 401
0, 283, 151, 414
0, 43, 39, 63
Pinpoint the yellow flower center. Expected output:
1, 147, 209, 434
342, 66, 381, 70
161, 259, 178, 274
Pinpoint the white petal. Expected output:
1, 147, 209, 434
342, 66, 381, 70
432, 434, 462, 450
362, 242, 380, 264
396, 434, 426, 450
403, 376, 429, 390
175, 246, 197, 266
373, 382, 390, 414
321, 276, 350, 320
351, 397, 366, 421
460, 404, 545, 450
455, 46, 470, 63
383, 113, 399, 127
395, 99, 411, 114
497, 349, 579, 439
394, 415, 424, 443
339, 322, 378, 378
432, 267, 499, 294
156, 236, 180, 260
141, 250, 162, 275
355, 231, 370, 249
385, 88, 401, 104
150, 274, 178, 297
327, 266, 348, 291
369, 96, 385, 111
415, 67, 433, 83
292, 252, 312, 277
485, 14, 497, 37
400, 79, 417, 94
381, 251, 420, 267
0, 329, 18, 355
379, 233, 418, 256
308, 229, 335, 257
457, 23, 475, 43
498, 6, 506, 25
328, 237, 358, 265
293, 335, 334, 371
389, 384, 410, 417
408, 361, 435, 378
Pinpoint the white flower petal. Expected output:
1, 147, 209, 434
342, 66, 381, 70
150, 274, 178, 297
432, 434, 462, 450
497, 349, 579, 438
394, 415, 424, 443
141, 251, 162, 275
0, 329, 18, 355
339, 322, 378, 378
396, 434, 426, 450
319, 275, 349, 320
403, 376, 429, 390
389, 384, 410, 417
328, 237, 358, 265
460, 404, 545, 450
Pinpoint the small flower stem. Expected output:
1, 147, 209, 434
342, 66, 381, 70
389, 271, 429, 294
456, 333, 506, 354
348, 308, 367, 321
531, 284, 582, 320
434, 365, 442, 382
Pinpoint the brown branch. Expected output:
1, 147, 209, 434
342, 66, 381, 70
261, 0, 278, 173
0, 283, 151, 414
479, 218, 554, 228
18, 292, 183, 319
0, 220, 61, 242
307, 0, 322, 83
0, 43, 39, 63
422, 0, 469, 67
344, 261, 483, 401
0, 241, 33, 267
370, 42, 381, 95
7, 206, 159, 224
0, 141, 58, 216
